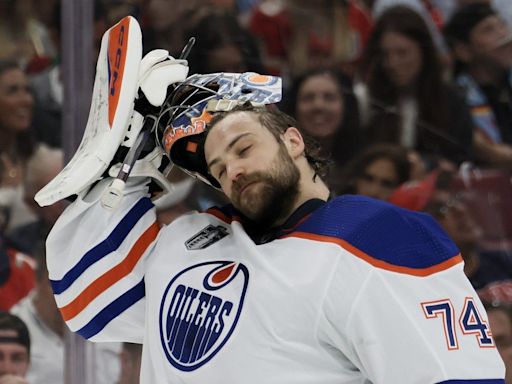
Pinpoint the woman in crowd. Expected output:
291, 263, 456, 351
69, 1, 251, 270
0, 60, 36, 230
334, 143, 411, 201
185, 10, 264, 75
356, 5, 473, 167
249, 0, 372, 77
284, 67, 361, 187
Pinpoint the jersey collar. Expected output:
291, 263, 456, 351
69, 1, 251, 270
241, 198, 327, 244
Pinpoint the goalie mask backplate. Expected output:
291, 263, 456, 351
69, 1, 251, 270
160, 72, 282, 188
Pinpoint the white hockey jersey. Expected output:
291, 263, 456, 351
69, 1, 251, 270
46, 178, 505, 383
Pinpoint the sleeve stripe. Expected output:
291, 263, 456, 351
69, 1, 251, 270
437, 380, 505, 383
285, 232, 463, 276
76, 278, 145, 339
59, 222, 159, 321
50, 197, 154, 294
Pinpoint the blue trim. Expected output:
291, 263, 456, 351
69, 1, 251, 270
297, 195, 460, 270
77, 278, 145, 339
437, 380, 504, 383
50, 197, 153, 294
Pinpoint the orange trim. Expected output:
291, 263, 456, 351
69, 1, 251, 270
284, 231, 463, 276
59, 222, 159, 321
472, 105, 492, 115
108, 17, 130, 128
205, 208, 231, 223
204, 208, 242, 224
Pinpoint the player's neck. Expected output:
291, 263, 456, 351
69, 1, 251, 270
286, 169, 330, 220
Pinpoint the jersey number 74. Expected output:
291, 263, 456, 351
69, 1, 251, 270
421, 297, 494, 350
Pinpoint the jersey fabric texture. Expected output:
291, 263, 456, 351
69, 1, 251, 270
45, 178, 505, 383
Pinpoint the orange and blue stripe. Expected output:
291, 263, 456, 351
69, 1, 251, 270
50, 197, 158, 338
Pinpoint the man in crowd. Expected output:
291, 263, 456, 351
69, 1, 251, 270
444, 3, 512, 170
0, 312, 30, 384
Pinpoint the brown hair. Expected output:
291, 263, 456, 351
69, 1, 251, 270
208, 103, 331, 180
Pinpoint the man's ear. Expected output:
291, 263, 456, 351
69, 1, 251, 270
282, 127, 305, 159
452, 41, 473, 63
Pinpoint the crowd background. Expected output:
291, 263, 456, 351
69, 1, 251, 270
1, 0, 512, 383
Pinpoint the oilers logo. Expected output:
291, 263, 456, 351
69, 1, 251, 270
159, 261, 249, 371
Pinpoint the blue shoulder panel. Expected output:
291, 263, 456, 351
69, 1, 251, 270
296, 195, 460, 270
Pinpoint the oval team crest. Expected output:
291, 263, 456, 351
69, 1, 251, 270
159, 261, 249, 371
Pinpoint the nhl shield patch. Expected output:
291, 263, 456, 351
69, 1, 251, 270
185, 225, 229, 250
159, 261, 249, 371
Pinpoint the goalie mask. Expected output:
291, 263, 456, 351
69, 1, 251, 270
157, 72, 282, 188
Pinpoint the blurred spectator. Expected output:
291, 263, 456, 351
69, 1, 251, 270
389, 169, 512, 290
28, 0, 60, 31
29, 2, 62, 148
249, 0, 372, 78
444, 3, 512, 171
102, 0, 141, 26
482, 301, 512, 384
118, 343, 142, 384
283, 67, 361, 184
0, 312, 30, 384
408, 149, 429, 180
0, 61, 37, 232
0, 0, 56, 71
434, 0, 512, 30
0, 240, 35, 312
185, 10, 264, 75
11, 238, 121, 384
372, 0, 447, 50
6, 145, 65, 255
357, 5, 473, 167
334, 143, 410, 200
143, 0, 210, 56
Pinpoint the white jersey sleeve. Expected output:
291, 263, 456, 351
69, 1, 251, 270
46, 178, 159, 343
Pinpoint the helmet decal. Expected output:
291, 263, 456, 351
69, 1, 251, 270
155, 72, 281, 188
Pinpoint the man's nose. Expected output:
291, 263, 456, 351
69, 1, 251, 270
226, 161, 245, 181
0, 358, 16, 375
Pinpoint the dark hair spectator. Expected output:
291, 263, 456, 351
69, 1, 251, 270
186, 10, 264, 75
444, 3, 512, 172
0, 61, 36, 163
283, 67, 361, 185
0, 0, 56, 70
358, 5, 473, 166
334, 143, 410, 200
0, 60, 37, 231
0, 311, 30, 381
143, 0, 210, 57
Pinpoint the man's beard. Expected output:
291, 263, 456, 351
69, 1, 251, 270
231, 146, 300, 227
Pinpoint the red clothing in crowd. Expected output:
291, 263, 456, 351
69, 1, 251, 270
249, 0, 372, 75
0, 248, 35, 311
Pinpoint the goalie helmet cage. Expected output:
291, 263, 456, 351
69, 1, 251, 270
61, 1, 96, 384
